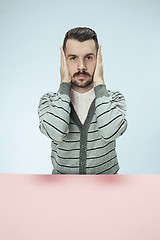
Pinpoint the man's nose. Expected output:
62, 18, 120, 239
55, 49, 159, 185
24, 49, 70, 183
77, 59, 87, 71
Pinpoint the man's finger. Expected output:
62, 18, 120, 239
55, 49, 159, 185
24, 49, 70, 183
98, 44, 102, 64
60, 46, 63, 67
96, 44, 101, 64
60, 46, 67, 66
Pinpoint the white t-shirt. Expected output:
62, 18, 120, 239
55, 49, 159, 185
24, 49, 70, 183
70, 87, 95, 124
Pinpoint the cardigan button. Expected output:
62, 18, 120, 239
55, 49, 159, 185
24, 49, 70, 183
82, 129, 86, 134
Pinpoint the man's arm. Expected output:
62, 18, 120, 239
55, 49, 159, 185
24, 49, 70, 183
93, 44, 127, 141
94, 85, 127, 141
38, 46, 71, 142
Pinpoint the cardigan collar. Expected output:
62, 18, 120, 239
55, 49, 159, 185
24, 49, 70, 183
70, 98, 96, 132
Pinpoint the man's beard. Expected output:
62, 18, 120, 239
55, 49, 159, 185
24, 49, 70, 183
71, 70, 93, 88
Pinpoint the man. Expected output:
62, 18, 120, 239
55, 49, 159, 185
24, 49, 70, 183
38, 27, 127, 174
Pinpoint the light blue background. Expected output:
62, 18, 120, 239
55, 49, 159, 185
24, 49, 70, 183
0, 0, 160, 174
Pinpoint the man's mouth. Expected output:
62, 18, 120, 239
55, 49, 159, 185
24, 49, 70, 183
79, 74, 85, 77
76, 74, 87, 79
73, 71, 91, 79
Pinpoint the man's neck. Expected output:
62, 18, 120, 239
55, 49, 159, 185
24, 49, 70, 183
71, 82, 94, 93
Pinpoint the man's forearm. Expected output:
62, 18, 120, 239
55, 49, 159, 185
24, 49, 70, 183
94, 84, 127, 142
38, 82, 71, 142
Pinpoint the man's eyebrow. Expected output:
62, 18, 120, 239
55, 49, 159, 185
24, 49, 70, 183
67, 54, 76, 58
85, 53, 95, 57
67, 53, 95, 58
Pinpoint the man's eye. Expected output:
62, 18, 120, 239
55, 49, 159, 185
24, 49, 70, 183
86, 56, 92, 60
70, 57, 76, 60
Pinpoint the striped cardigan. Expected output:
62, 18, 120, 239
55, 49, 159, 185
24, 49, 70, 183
38, 82, 127, 174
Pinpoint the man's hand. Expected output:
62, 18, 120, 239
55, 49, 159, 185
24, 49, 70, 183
93, 44, 105, 86
60, 46, 71, 84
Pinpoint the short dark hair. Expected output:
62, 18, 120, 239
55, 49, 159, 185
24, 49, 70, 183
63, 27, 99, 53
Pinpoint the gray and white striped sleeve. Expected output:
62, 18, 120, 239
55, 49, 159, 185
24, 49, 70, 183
94, 84, 127, 142
38, 82, 71, 142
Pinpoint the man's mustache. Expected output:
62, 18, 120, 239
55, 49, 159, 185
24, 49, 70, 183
73, 71, 91, 78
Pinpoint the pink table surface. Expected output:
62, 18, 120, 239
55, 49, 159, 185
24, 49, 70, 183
0, 174, 160, 240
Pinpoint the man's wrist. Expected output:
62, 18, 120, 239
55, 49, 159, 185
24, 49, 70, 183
94, 78, 105, 86
94, 84, 110, 98
61, 79, 70, 84
59, 82, 71, 96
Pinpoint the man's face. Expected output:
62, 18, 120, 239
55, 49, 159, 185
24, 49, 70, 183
65, 39, 97, 88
